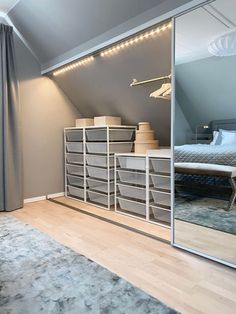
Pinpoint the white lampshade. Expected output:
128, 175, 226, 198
208, 30, 236, 57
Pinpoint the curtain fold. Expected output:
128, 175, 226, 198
0, 23, 23, 211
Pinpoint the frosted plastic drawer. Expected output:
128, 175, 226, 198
87, 178, 114, 193
86, 142, 133, 154
150, 205, 171, 223
151, 190, 171, 208
66, 142, 83, 153
87, 166, 114, 180
86, 128, 135, 142
150, 158, 170, 174
67, 175, 84, 188
66, 153, 83, 165
65, 130, 83, 142
86, 154, 114, 167
150, 174, 171, 191
87, 190, 114, 206
117, 197, 146, 216
117, 156, 146, 171
117, 170, 146, 186
66, 164, 84, 176
67, 185, 84, 199
117, 184, 147, 201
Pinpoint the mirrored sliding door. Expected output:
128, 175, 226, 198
173, 0, 236, 268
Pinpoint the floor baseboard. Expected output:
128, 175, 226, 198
24, 196, 46, 204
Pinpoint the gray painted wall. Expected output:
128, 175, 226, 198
11, 25, 81, 198
176, 55, 236, 132
175, 100, 191, 145
53, 30, 172, 146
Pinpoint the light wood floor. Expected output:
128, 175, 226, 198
7, 200, 236, 314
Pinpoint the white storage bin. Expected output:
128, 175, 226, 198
150, 158, 171, 174
66, 164, 84, 176
150, 174, 171, 191
117, 170, 146, 186
67, 185, 84, 199
66, 142, 83, 153
66, 153, 83, 165
117, 184, 147, 201
87, 166, 114, 180
88, 190, 114, 206
67, 175, 84, 188
150, 205, 171, 223
65, 130, 83, 142
86, 128, 135, 142
87, 178, 114, 193
117, 197, 146, 216
117, 156, 146, 171
86, 142, 133, 154
86, 155, 114, 167
150, 190, 171, 208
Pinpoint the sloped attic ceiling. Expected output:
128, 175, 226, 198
8, 0, 194, 71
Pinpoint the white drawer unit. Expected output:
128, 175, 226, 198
66, 142, 83, 153
87, 178, 114, 194
115, 151, 172, 228
67, 185, 84, 199
65, 129, 83, 142
87, 190, 115, 206
86, 128, 135, 142
67, 175, 84, 188
117, 169, 146, 186
86, 142, 133, 154
66, 153, 84, 165
66, 164, 84, 176
87, 166, 114, 181
150, 174, 171, 191
86, 154, 114, 167
64, 126, 136, 210
117, 155, 147, 171
150, 158, 171, 175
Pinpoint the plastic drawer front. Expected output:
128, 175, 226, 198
150, 174, 170, 191
150, 158, 170, 174
117, 156, 146, 171
87, 190, 114, 206
67, 185, 84, 199
66, 153, 83, 165
66, 164, 84, 176
117, 170, 146, 186
150, 205, 171, 223
66, 142, 83, 153
117, 197, 146, 217
87, 178, 114, 193
87, 166, 114, 180
67, 175, 84, 188
117, 184, 148, 201
86, 155, 114, 167
86, 142, 133, 154
151, 190, 171, 208
65, 130, 83, 142
86, 128, 135, 142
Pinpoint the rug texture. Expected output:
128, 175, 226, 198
175, 196, 236, 234
0, 215, 178, 314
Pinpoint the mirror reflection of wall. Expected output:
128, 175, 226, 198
174, 0, 236, 267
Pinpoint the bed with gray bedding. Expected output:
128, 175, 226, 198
175, 144, 236, 167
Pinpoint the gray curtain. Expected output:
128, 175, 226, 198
0, 23, 23, 211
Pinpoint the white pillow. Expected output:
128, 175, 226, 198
210, 131, 220, 145
220, 130, 236, 145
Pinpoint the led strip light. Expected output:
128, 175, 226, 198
52, 21, 171, 76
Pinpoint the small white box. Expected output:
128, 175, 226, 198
76, 118, 94, 127
94, 116, 121, 126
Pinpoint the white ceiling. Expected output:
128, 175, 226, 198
175, 0, 236, 64
0, 0, 19, 14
